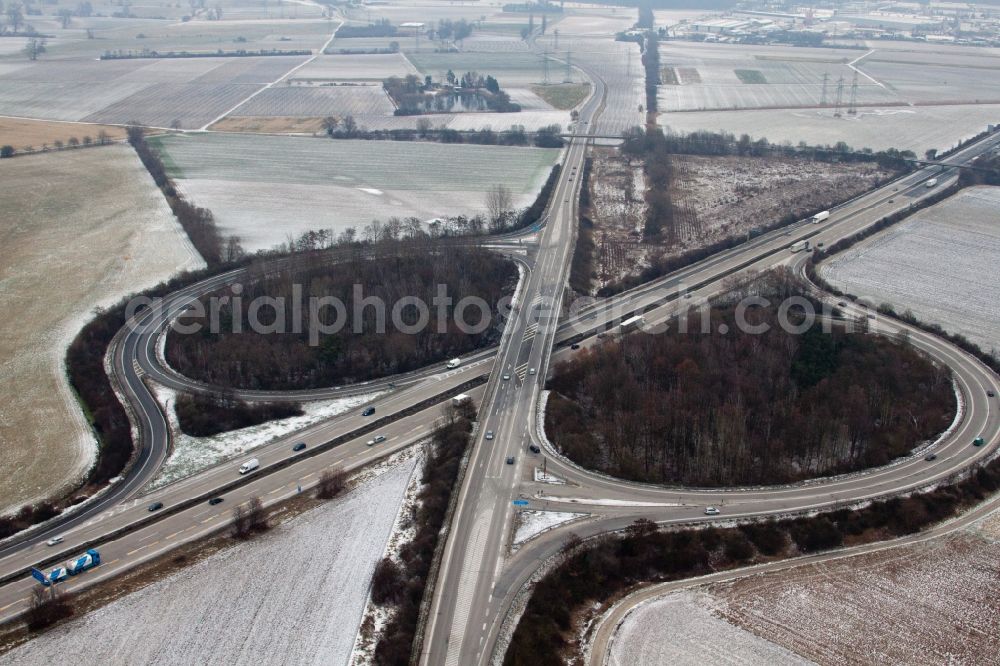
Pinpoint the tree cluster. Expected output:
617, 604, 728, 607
505, 455, 1000, 664
174, 393, 303, 437
383, 73, 520, 116
337, 19, 397, 38
373, 405, 476, 664
166, 242, 517, 390
547, 276, 955, 486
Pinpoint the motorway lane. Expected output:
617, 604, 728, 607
0, 384, 487, 622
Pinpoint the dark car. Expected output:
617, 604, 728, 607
529, 444, 541, 454
147, 502, 163, 512
208, 497, 224, 506
571, 343, 580, 350
925, 453, 937, 461
506, 456, 515, 465
989, 390, 996, 398
362, 407, 375, 417
293, 442, 307, 452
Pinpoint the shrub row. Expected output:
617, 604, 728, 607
505, 455, 1000, 665
513, 164, 562, 233
372, 404, 476, 665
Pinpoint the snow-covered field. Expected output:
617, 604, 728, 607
0, 458, 416, 666
609, 591, 812, 666
147, 386, 385, 491
821, 186, 1000, 353
659, 103, 1000, 154
0, 147, 202, 514
152, 133, 560, 250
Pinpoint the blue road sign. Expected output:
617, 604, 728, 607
512, 499, 529, 507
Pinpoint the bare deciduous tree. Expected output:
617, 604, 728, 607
232, 496, 268, 538
25, 584, 73, 631
485, 183, 513, 233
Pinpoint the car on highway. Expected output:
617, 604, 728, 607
974, 437, 986, 447
485, 431, 494, 440
293, 442, 307, 452
838, 301, 847, 307
46, 536, 64, 547
148, 502, 164, 512
704, 506, 721, 516
506, 456, 515, 465
571, 344, 580, 350
888, 198, 895, 203
362, 407, 375, 416
529, 444, 541, 454
208, 497, 224, 505
989, 390, 996, 398
367, 435, 387, 446
502, 373, 511, 381
925, 453, 938, 461
529, 368, 536, 375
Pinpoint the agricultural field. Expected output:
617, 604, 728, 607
659, 104, 1000, 155
226, 84, 394, 118
657, 43, 896, 112
608, 591, 810, 666
151, 133, 561, 249
0, 118, 126, 153
0, 459, 416, 664
0, 146, 201, 514
0, 55, 318, 128
820, 186, 1000, 353
710, 526, 1000, 663
294, 53, 419, 80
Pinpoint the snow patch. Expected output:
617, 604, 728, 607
513, 510, 586, 546
533, 467, 565, 484
147, 383, 385, 491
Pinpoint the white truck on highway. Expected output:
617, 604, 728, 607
446, 358, 462, 370
925, 178, 938, 188
811, 210, 830, 223
789, 240, 811, 253
451, 393, 470, 406
238, 458, 259, 474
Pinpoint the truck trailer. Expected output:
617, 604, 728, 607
811, 210, 830, 223
32, 549, 101, 586
789, 240, 811, 253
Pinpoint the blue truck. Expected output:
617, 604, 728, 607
31, 548, 101, 586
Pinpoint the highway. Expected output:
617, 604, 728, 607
0, 59, 997, 666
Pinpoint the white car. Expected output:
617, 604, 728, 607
502, 374, 511, 381
46, 536, 64, 547
704, 506, 721, 516
485, 431, 494, 440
